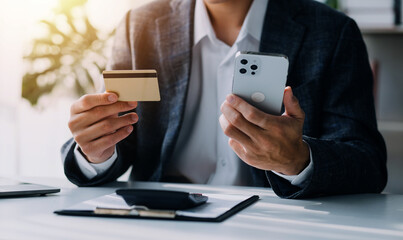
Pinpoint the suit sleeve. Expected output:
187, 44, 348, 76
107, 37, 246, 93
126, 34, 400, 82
61, 11, 136, 186
266, 19, 387, 198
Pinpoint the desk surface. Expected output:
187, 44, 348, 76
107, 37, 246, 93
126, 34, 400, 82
1, 177, 403, 240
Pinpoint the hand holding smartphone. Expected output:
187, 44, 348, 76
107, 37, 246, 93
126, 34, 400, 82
232, 51, 289, 115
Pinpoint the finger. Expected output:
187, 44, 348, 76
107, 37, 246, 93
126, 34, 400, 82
283, 87, 304, 120
225, 94, 273, 129
103, 91, 137, 106
87, 101, 137, 125
70, 101, 137, 131
74, 113, 138, 144
228, 138, 247, 161
220, 101, 262, 141
219, 114, 256, 150
71, 93, 119, 114
82, 125, 134, 156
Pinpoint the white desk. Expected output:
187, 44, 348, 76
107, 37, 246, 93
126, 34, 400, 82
1, 177, 403, 240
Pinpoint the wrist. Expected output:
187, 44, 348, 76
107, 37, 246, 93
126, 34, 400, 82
77, 147, 113, 164
77, 147, 93, 163
282, 140, 310, 175
294, 140, 310, 174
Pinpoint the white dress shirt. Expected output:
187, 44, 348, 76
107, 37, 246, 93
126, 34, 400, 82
74, 0, 313, 187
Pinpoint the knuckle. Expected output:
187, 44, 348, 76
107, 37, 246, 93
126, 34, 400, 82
67, 119, 75, 130
68, 117, 80, 131
230, 112, 243, 126
223, 123, 236, 136
100, 120, 114, 133
245, 110, 257, 121
79, 94, 91, 109
119, 102, 131, 112
73, 134, 84, 145
260, 118, 270, 128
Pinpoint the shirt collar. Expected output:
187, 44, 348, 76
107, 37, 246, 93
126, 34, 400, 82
193, 0, 269, 46
194, 0, 215, 45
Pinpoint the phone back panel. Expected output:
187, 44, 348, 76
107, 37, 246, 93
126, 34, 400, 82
232, 52, 289, 115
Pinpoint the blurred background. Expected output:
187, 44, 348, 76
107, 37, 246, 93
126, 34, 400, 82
0, 0, 402, 193
0, 0, 153, 179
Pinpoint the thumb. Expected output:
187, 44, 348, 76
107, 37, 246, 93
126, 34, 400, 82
283, 86, 304, 119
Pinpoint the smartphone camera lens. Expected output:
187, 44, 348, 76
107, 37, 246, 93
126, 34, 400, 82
251, 65, 258, 70
240, 68, 247, 74
241, 59, 248, 65
251, 72, 256, 75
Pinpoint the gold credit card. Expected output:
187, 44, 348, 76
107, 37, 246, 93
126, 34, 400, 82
103, 70, 161, 101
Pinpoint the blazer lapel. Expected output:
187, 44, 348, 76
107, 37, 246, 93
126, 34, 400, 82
152, 0, 305, 181
247, 0, 306, 186
259, 0, 305, 78
154, 0, 195, 175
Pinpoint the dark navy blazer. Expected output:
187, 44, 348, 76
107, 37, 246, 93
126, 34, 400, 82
61, 0, 387, 198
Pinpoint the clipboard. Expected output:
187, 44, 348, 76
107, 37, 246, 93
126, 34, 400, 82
54, 192, 259, 222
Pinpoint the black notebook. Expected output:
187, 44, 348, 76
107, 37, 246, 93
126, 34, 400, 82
54, 190, 259, 222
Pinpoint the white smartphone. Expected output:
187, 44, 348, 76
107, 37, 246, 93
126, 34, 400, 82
232, 51, 289, 115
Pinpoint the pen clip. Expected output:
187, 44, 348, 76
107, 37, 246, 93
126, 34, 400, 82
94, 206, 176, 218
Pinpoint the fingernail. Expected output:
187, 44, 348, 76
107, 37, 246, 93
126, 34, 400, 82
108, 94, 117, 102
127, 125, 133, 133
131, 114, 138, 122
128, 101, 137, 107
227, 95, 235, 105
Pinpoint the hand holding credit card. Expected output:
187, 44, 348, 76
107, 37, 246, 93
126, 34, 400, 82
103, 70, 161, 102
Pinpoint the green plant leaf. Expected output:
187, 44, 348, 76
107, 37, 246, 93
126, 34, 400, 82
22, 0, 112, 107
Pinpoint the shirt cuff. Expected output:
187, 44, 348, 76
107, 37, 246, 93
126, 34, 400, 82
74, 144, 118, 179
271, 141, 314, 188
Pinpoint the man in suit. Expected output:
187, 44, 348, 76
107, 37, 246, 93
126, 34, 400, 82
62, 0, 387, 198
